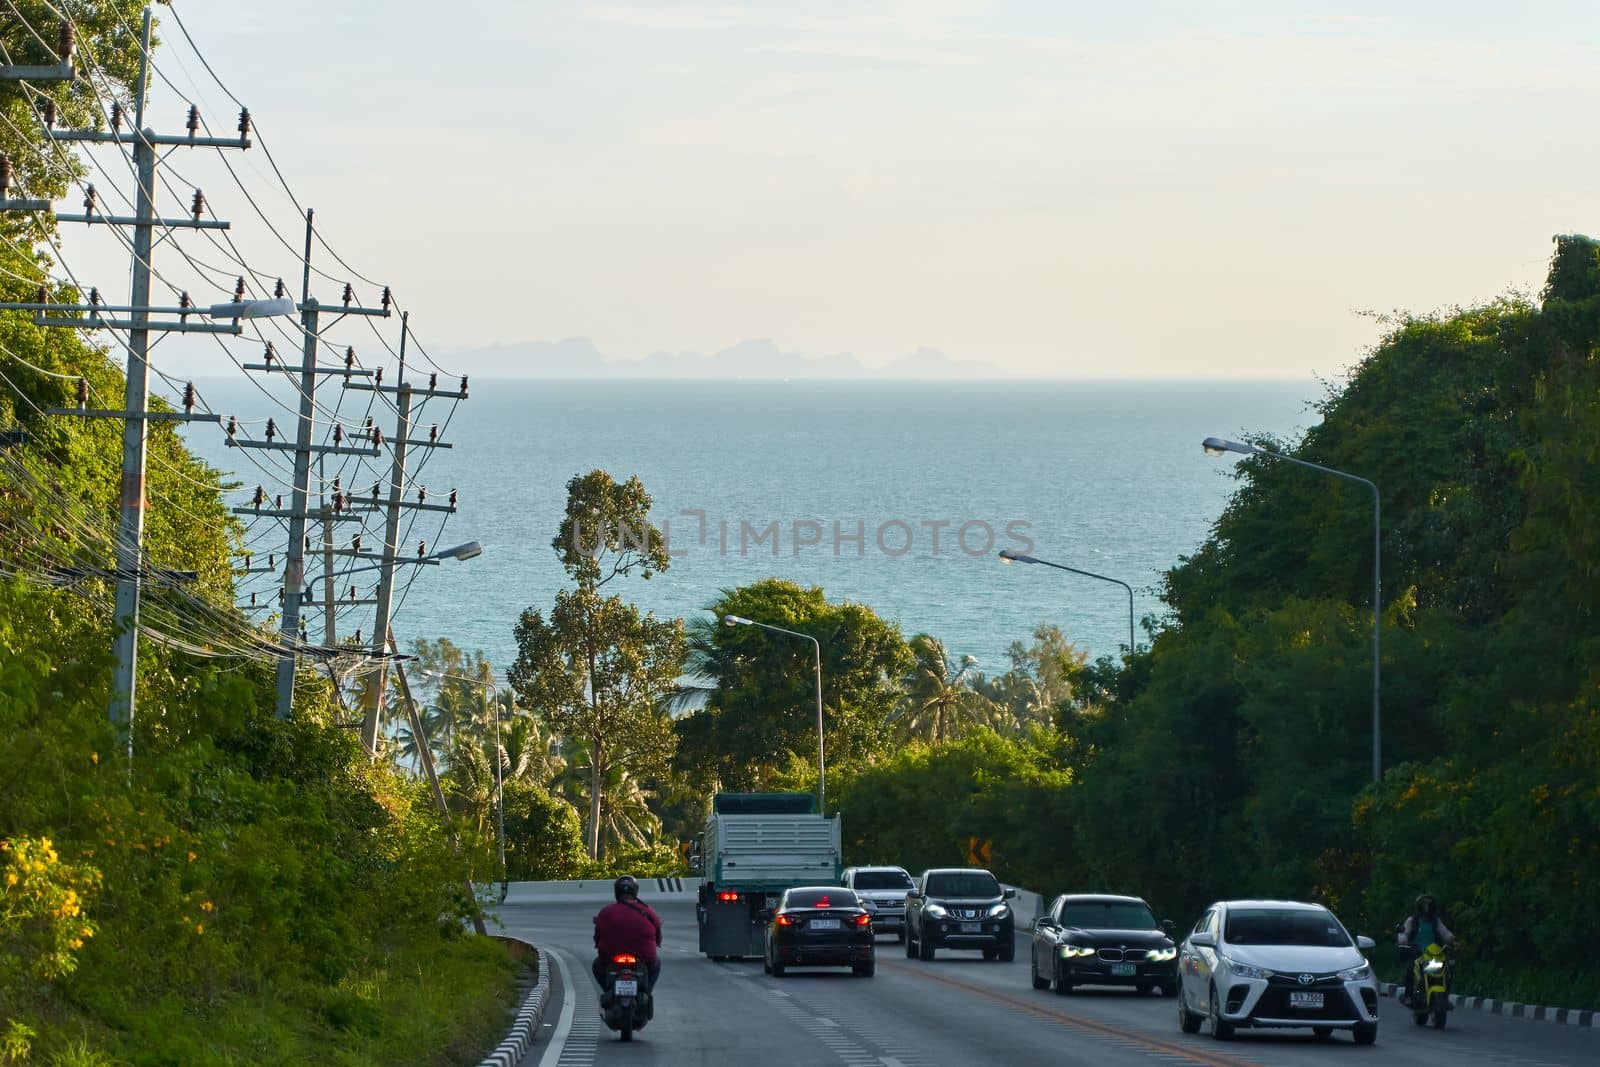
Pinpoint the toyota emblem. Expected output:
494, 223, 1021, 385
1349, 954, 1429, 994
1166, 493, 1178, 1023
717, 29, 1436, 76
1298, 974, 1315, 985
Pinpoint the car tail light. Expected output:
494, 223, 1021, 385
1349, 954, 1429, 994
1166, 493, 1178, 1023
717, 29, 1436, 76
775, 914, 796, 926
717, 891, 740, 902
612, 953, 637, 965
853, 913, 871, 926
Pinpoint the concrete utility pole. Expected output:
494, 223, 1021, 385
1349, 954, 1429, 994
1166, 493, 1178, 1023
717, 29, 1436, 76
0, 8, 262, 759
346, 326, 467, 756
230, 209, 389, 720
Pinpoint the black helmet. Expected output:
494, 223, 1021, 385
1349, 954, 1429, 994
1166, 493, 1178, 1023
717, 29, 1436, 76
1415, 894, 1436, 917
614, 875, 640, 902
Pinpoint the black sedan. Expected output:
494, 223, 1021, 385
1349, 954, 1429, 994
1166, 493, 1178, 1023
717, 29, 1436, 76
1030, 894, 1179, 996
763, 886, 876, 977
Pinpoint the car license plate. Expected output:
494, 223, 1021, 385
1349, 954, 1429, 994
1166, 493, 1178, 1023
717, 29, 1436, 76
613, 979, 637, 996
1111, 963, 1137, 977
1289, 992, 1323, 1009
811, 918, 840, 930
960, 922, 980, 933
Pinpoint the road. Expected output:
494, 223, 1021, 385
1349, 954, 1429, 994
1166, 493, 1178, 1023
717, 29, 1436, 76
493, 892, 1595, 1067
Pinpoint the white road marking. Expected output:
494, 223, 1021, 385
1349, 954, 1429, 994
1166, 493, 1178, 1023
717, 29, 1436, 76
536, 948, 576, 1067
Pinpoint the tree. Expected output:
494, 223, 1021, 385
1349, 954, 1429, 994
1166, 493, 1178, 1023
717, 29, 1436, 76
972, 624, 1091, 731
673, 579, 913, 797
889, 634, 995, 744
508, 471, 684, 860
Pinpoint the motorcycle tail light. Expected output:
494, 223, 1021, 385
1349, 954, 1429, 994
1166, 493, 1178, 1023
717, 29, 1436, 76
612, 953, 637, 965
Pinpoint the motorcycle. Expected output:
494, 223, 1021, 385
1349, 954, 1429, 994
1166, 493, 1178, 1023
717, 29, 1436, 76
1404, 942, 1453, 1029
600, 952, 653, 1042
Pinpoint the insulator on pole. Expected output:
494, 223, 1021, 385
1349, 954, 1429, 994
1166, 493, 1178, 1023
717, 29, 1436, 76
278, 587, 284, 605
0, 154, 10, 197
75, 377, 88, 409
82, 184, 97, 216
344, 346, 355, 372
268, 554, 275, 568
429, 424, 438, 443
226, 415, 238, 438
265, 418, 277, 441
333, 424, 344, 445
35, 284, 47, 305
58, 22, 74, 61
42, 100, 57, 129
275, 494, 283, 510
449, 489, 458, 507
87, 286, 100, 306
342, 282, 353, 306
274, 278, 286, 298
373, 367, 383, 386
237, 108, 251, 137
417, 541, 426, 557
371, 480, 380, 499
418, 486, 427, 503
380, 285, 392, 311
354, 629, 362, 645
429, 372, 437, 390
372, 426, 383, 446
263, 341, 276, 365
332, 494, 342, 514
110, 102, 123, 132
253, 485, 264, 507
186, 104, 199, 137
191, 189, 205, 220
304, 536, 310, 552
179, 292, 193, 320
182, 382, 195, 413
250, 592, 257, 607
348, 586, 356, 601
333, 477, 341, 494
353, 535, 362, 552
233, 277, 246, 301
460, 375, 469, 394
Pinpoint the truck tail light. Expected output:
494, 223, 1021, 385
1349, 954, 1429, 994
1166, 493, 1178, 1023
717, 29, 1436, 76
717, 891, 740, 902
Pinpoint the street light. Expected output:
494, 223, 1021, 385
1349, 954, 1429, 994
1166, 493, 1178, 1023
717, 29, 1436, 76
998, 549, 1137, 657
1202, 436, 1382, 783
423, 667, 506, 904
723, 614, 827, 814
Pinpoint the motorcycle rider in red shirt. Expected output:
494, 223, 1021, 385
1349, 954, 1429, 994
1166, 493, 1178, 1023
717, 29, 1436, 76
593, 875, 663, 992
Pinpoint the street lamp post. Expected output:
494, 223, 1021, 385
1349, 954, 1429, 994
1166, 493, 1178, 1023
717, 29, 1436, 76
423, 667, 506, 904
723, 615, 826, 814
998, 549, 1137, 657
1202, 437, 1382, 783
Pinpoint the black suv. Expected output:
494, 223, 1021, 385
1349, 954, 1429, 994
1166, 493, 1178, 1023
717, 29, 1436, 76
905, 867, 1016, 961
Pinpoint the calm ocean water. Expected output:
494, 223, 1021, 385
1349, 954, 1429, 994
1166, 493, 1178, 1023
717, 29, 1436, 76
182, 379, 1320, 674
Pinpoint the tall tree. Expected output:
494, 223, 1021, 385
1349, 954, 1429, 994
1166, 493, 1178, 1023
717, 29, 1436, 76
891, 634, 995, 744
509, 471, 684, 860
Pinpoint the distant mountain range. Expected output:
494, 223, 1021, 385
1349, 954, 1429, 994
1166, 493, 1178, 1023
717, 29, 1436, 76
441, 337, 1015, 379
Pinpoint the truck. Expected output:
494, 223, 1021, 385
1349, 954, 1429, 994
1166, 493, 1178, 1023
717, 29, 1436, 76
695, 792, 842, 959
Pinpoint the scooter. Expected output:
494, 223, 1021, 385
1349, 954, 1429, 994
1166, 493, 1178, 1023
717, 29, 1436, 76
1404, 942, 1453, 1029
599, 952, 653, 1042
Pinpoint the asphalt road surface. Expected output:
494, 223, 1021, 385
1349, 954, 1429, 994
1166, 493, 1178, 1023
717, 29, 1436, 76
494, 893, 1595, 1067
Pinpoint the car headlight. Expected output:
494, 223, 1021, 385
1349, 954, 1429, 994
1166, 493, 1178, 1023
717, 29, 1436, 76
1222, 957, 1274, 980
1338, 961, 1373, 982
1424, 959, 1445, 974
1146, 947, 1178, 962
923, 903, 947, 918
1059, 944, 1096, 958
986, 903, 1011, 919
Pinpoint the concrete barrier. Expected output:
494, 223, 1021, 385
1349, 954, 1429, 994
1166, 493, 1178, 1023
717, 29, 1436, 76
475, 935, 549, 1067
499, 877, 701, 905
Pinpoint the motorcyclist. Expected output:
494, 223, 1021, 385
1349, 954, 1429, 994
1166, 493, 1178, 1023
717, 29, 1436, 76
593, 875, 662, 993
1398, 893, 1455, 1005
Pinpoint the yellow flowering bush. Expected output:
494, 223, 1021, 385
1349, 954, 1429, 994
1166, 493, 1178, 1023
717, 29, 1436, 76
0, 836, 101, 981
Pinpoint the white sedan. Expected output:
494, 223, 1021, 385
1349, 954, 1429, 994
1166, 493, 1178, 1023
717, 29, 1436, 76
1177, 899, 1380, 1045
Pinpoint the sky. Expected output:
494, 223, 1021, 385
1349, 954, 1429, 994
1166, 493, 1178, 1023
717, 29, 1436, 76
54, 1, 1600, 379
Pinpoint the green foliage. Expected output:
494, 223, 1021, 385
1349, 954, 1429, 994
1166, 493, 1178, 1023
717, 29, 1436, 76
673, 579, 913, 800
501, 780, 587, 880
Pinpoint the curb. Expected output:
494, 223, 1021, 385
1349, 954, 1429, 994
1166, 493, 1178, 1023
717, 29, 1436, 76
1379, 983, 1599, 1030
477, 936, 552, 1067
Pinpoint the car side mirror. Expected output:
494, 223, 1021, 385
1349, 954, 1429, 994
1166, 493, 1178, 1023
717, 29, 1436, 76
1189, 932, 1215, 948
1161, 920, 1175, 935
906, 890, 921, 901
1356, 935, 1375, 951
1003, 887, 1017, 900
1036, 917, 1057, 930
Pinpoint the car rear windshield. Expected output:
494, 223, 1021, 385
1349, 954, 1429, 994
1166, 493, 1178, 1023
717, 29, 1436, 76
787, 889, 858, 909
925, 872, 1001, 898
1061, 901, 1156, 929
853, 871, 914, 890
1224, 908, 1351, 947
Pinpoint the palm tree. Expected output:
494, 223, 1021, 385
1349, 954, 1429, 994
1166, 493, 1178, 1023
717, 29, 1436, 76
553, 737, 661, 861
890, 634, 997, 745
500, 711, 564, 788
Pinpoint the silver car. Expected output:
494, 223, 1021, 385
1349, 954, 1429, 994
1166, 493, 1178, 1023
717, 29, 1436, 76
1177, 900, 1380, 1045
841, 866, 915, 940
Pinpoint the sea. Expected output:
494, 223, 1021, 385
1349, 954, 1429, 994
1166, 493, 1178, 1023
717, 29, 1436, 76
180, 378, 1321, 676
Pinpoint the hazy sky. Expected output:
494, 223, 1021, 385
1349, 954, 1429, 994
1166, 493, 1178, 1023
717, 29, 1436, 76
65, 1, 1600, 378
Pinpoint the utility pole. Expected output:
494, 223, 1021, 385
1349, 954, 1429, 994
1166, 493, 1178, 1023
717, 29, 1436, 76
348, 324, 466, 756
1, 9, 253, 758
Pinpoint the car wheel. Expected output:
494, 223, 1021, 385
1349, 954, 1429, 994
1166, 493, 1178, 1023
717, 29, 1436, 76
1313, 1026, 1332, 1040
998, 939, 1015, 963
1178, 990, 1203, 1034
919, 934, 937, 961
771, 957, 786, 978
763, 948, 772, 975
1160, 981, 1179, 999
896, 929, 906, 944
1137, 982, 1154, 996
1030, 956, 1049, 990
853, 961, 875, 977
905, 929, 917, 958
1353, 1023, 1378, 1045
982, 947, 998, 961
1208, 984, 1234, 1040
1053, 963, 1073, 996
